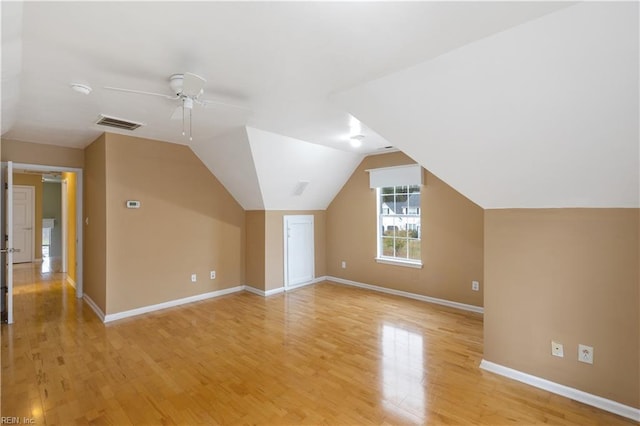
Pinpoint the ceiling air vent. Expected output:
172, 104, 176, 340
95, 114, 143, 131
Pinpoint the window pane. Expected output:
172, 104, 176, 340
408, 193, 420, 210
381, 217, 394, 236
408, 239, 421, 260
395, 238, 408, 258
382, 237, 395, 257
381, 195, 394, 214
405, 216, 420, 238
409, 185, 420, 194
395, 193, 407, 206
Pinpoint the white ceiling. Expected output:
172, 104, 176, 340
5, 2, 631, 210
333, 2, 639, 209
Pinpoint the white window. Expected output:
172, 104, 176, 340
368, 164, 423, 268
377, 185, 421, 265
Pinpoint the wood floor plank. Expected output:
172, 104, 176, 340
2, 263, 637, 425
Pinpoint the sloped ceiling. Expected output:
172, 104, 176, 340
190, 126, 363, 211
247, 127, 363, 210
333, 2, 639, 209
4, 2, 633, 211
190, 127, 265, 210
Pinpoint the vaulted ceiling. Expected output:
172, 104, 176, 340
2, 2, 637, 210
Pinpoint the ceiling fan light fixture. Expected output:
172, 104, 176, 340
70, 83, 92, 95
169, 74, 184, 95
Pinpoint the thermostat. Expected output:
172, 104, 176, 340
126, 200, 141, 209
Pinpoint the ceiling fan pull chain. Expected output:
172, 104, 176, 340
189, 108, 193, 141
182, 98, 186, 136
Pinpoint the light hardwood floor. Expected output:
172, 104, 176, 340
1, 264, 636, 425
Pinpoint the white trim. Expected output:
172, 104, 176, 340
82, 294, 105, 322
366, 163, 423, 188
66, 276, 76, 290
61, 179, 67, 273
480, 360, 640, 422
244, 285, 285, 297
6, 162, 13, 324
103, 286, 245, 323
265, 287, 285, 296
326, 276, 484, 314
245, 277, 326, 297
244, 286, 267, 296
375, 257, 423, 269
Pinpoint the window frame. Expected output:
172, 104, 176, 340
375, 185, 423, 269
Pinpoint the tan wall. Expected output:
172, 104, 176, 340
326, 152, 484, 306
13, 173, 43, 259
264, 210, 327, 291
62, 172, 77, 283
245, 210, 266, 290
484, 208, 640, 408
1, 139, 84, 169
104, 133, 245, 314
83, 135, 107, 313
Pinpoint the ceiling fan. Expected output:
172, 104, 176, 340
104, 72, 247, 140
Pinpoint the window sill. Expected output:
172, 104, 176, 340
375, 257, 423, 269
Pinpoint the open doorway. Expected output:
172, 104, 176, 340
1, 162, 83, 324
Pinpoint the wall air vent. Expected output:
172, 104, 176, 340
95, 114, 143, 131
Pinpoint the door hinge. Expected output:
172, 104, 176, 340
4, 183, 7, 190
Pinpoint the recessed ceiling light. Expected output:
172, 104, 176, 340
70, 83, 92, 95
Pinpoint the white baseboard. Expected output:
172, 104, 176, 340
103, 286, 245, 323
66, 276, 77, 289
480, 360, 640, 422
326, 276, 484, 314
244, 276, 327, 297
82, 294, 105, 322
243, 286, 266, 296
243, 285, 284, 296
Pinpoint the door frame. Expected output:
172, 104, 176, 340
61, 179, 68, 273
12, 185, 35, 263
12, 163, 84, 298
283, 214, 315, 290
2, 161, 14, 323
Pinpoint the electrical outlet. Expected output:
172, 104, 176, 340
551, 341, 564, 357
578, 344, 594, 364
341, 261, 346, 269
191, 274, 197, 283
471, 281, 480, 291
210, 270, 216, 279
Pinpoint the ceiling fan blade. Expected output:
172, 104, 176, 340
200, 98, 251, 112
170, 105, 183, 120
104, 86, 178, 100
182, 73, 206, 98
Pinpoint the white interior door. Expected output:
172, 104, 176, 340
12, 185, 34, 263
1, 161, 14, 323
284, 215, 314, 288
